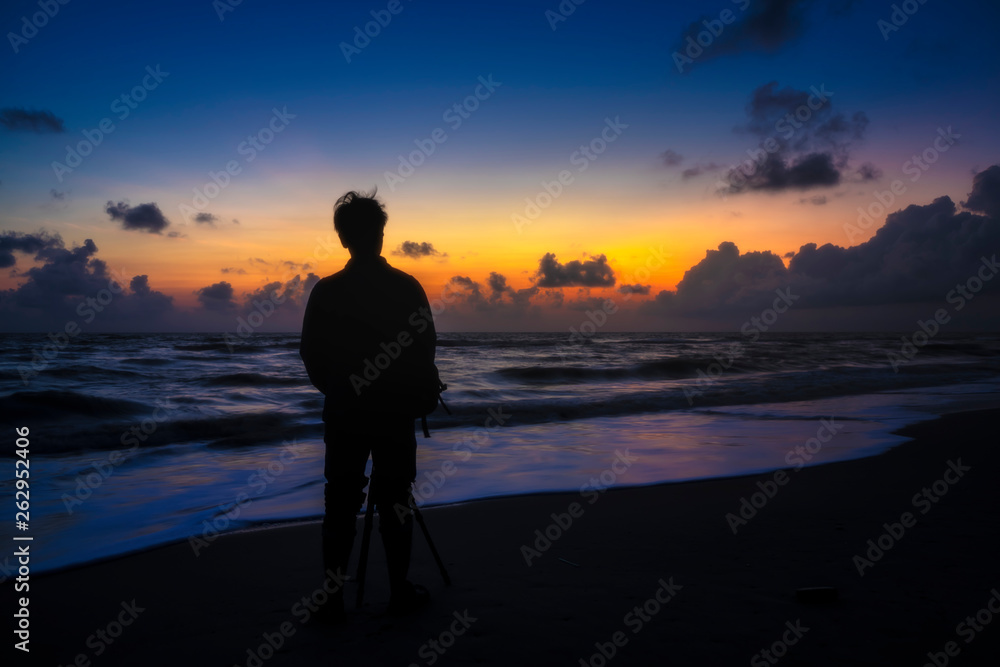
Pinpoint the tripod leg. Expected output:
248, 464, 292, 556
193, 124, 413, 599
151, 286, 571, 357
355, 477, 376, 609
409, 493, 451, 586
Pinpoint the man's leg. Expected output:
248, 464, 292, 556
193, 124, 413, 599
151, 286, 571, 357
370, 414, 421, 609
322, 423, 371, 610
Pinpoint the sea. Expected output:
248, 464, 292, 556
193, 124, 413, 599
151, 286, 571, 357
2, 331, 999, 575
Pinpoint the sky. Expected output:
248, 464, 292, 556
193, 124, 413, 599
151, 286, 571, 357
1, 0, 999, 332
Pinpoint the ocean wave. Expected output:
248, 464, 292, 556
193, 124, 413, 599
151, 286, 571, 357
202, 372, 307, 387
494, 357, 751, 383
430, 361, 1000, 429
45, 365, 143, 379
0, 390, 150, 420
437, 338, 564, 348
26, 410, 323, 454
173, 342, 242, 352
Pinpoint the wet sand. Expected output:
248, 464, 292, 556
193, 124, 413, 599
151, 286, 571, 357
21, 408, 1000, 666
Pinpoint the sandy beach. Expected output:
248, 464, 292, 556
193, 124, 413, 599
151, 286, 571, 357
18, 407, 1000, 666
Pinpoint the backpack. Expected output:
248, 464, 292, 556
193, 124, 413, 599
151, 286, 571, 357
368, 362, 451, 438
414, 365, 451, 438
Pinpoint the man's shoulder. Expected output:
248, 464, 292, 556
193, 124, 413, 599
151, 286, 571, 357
312, 268, 349, 289
382, 261, 423, 289
310, 258, 425, 296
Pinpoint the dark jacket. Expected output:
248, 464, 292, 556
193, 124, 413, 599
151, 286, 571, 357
299, 255, 437, 421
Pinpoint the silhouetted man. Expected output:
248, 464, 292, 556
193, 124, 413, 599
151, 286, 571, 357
300, 189, 436, 619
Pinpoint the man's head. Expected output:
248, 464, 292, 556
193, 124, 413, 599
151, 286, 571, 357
333, 189, 387, 257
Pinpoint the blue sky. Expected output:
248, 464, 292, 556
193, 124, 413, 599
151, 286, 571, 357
2, 0, 999, 331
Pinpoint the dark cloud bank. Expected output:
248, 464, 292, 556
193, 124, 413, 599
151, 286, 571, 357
2, 167, 998, 331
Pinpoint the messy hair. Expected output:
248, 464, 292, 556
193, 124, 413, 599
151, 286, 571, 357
333, 188, 387, 248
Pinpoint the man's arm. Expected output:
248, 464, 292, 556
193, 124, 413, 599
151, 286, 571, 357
299, 282, 333, 395
413, 280, 436, 365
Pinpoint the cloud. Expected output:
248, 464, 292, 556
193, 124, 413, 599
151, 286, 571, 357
535, 253, 615, 288
105, 200, 171, 234
449, 275, 481, 295
130, 275, 152, 296
645, 241, 788, 316
799, 195, 828, 206
733, 152, 841, 192
0, 107, 65, 133
196, 281, 236, 311
0, 231, 323, 332
125, 275, 174, 316
720, 82, 871, 195
392, 241, 447, 259
488, 272, 512, 299
443, 273, 540, 317
681, 162, 720, 180
855, 162, 882, 182
50, 189, 66, 201
962, 165, 1000, 219
282, 261, 312, 271
645, 166, 1000, 321
221, 267, 247, 275
660, 149, 684, 167
0, 233, 174, 331
0, 231, 62, 269
618, 283, 651, 295
242, 272, 317, 311
674, 0, 809, 65
194, 212, 219, 225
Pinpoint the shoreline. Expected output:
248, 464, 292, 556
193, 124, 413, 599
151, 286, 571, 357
17, 406, 1000, 665
24, 397, 990, 578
